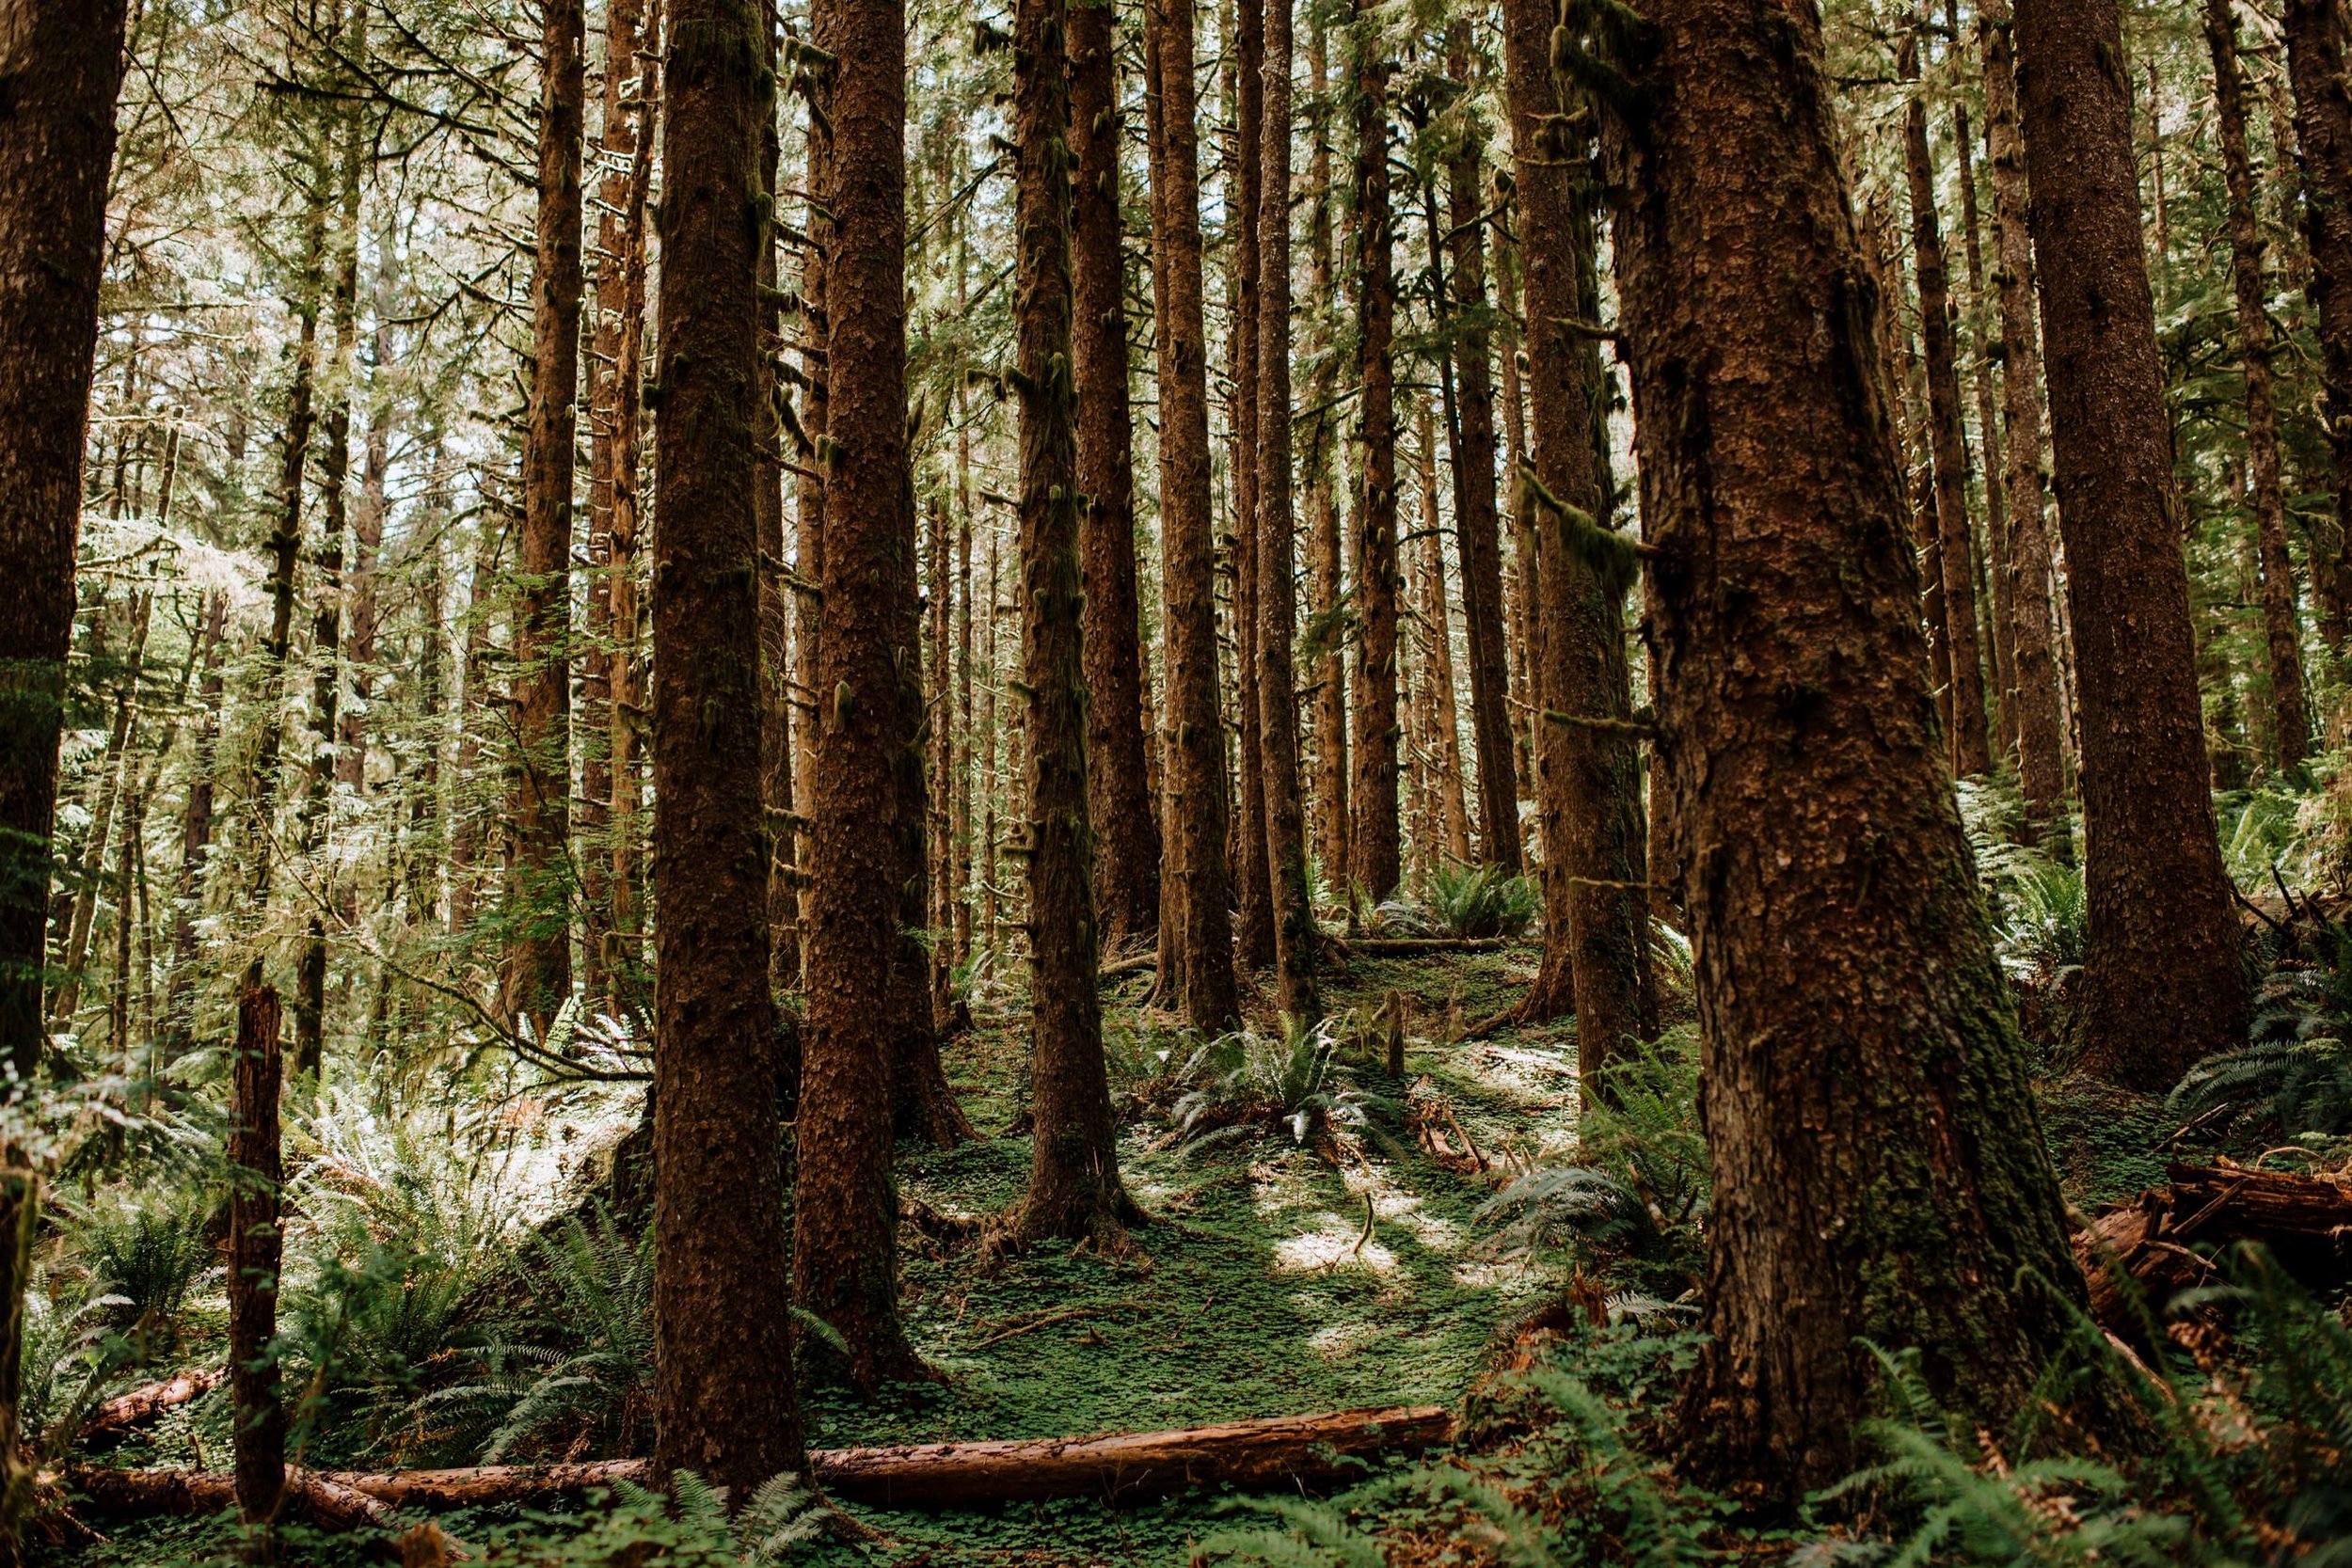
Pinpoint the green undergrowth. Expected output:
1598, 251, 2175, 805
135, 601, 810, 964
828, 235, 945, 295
47, 944, 1576, 1567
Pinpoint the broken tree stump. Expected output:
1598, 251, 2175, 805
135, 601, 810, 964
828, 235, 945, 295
229, 981, 284, 1528
60, 1404, 1454, 1523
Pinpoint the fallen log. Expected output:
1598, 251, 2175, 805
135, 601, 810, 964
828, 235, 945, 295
2074, 1160, 2352, 1330
67, 1465, 394, 1532
60, 1404, 1454, 1522
78, 1368, 224, 1449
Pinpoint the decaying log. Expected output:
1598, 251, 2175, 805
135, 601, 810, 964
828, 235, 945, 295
59, 1404, 1454, 1524
78, 1368, 224, 1449
67, 1464, 393, 1532
2074, 1160, 2352, 1329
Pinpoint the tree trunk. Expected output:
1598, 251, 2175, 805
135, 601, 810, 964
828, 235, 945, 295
1256, 0, 1316, 1020
1944, 13, 2019, 768
585, 0, 648, 1006
1072, 0, 1161, 950
1017, 0, 1130, 1239
296, 91, 363, 1083
52, 593, 151, 1023
2013, 0, 2249, 1088
1229, 0, 1275, 973
797, 0, 929, 1387
1148, 0, 1241, 1031
341, 250, 396, 799
1900, 24, 1991, 779
1348, 3, 1402, 904
510, 0, 586, 1036
650, 0, 803, 1493
1411, 400, 1470, 866
1441, 32, 1517, 874
2286, 0, 2352, 653
1980, 2, 2071, 846
0, 0, 127, 1098
1496, 231, 1539, 805
1498, 0, 1652, 1067
1304, 21, 1348, 901
1593, 0, 2089, 1497
2207, 0, 2312, 771
230, 984, 284, 1528
165, 592, 228, 1036
793, 5, 831, 985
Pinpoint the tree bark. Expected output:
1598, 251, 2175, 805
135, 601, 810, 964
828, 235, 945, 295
509, 0, 587, 1036
1304, 21, 1348, 900
2207, 0, 2312, 770
1148, 0, 1241, 1031
2286, 0, 2352, 653
230, 985, 284, 1528
1595, 0, 2089, 1497
1442, 31, 1517, 873
1018, 0, 1131, 1239
0, 0, 128, 1091
1411, 399, 1470, 866
1980, 2, 2071, 846
650, 0, 803, 1494
1071, 0, 1161, 947
1900, 24, 1991, 778
1256, 0, 1316, 1020
2014, 0, 2249, 1087
1230, 0, 1275, 973
797, 0, 929, 1387
1498, 0, 1652, 1068
1348, 2, 1401, 904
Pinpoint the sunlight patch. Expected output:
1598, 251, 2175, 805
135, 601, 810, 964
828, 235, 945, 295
1273, 1217, 1399, 1275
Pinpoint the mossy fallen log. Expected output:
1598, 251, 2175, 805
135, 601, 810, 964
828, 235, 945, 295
2074, 1160, 2352, 1329
59, 1403, 1454, 1521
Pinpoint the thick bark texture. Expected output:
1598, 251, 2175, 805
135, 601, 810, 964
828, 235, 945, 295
797, 0, 927, 1386
2207, 0, 2311, 769
650, 0, 803, 1492
2288, 0, 2352, 650
512, 0, 586, 1034
0, 0, 128, 1091
1498, 0, 1652, 1067
1017, 0, 1127, 1238
1980, 4, 2070, 841
1597, 0, 2088, 1495
1071, 0, 1161, 947
230, 986, 284, 1527
1348, 6, 1402, 904
1257, 0, 1315, 1019
1305, 25, 1348, 899
1148, 0, 1240, 1031
1231, 0, 1274, 972
2014, 0, 2249, 1086
1899, 27, 1991, 778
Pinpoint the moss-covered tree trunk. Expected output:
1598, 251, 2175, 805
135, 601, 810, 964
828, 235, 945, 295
2014, 0, 2249, 1087
650, 0, 804, 1488
1348, 0, 1402, 905
1595, 0, 2088, 1497
2286, 0, 2352, 651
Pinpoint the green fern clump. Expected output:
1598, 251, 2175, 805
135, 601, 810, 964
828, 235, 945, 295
461, 1471, 827, 1565
2170, 958, 2352, 1148
68, 1180, 215, 1333
1170, 1015, 1391, 1151
423, 1205, 655, 1464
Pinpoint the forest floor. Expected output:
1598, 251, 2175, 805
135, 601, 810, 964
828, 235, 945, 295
60, 942, 1591, 1567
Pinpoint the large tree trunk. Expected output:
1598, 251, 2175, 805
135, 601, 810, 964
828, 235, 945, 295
2207, 0, 2312, 770
1257, 0, 1316, 1020
1018, 0, 1130, 1240
1980, 2, 2071, 847
1497, 0, 1652, 1067
0, 0, 127, 1098
1595, 0, 2087, 1497
1899, 24, 1991, 779
2287, 0, 2352, 652
1072, 0, 1161, 949
508, 0, 586, 1036
230, 985, 285, 1528
2014, 0, 2249, 1087
1148, 0, 1240, 1032
1410, 398, 1470, 866
1442, 32, 1517, 874
650, 0, 803, 1494
797, 0, 929, 1387
1348, 4, 1402, 905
